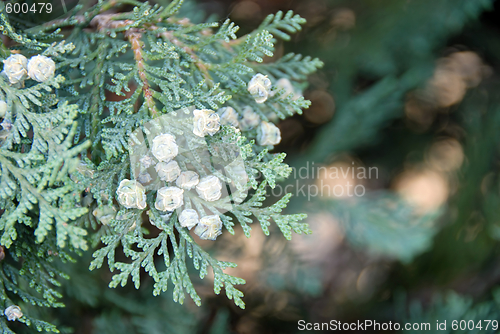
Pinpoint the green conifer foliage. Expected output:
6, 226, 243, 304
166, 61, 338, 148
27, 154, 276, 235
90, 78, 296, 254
0, 0, 322, 331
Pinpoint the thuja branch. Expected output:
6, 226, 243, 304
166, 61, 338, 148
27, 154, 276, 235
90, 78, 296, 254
0, 1, 322, 330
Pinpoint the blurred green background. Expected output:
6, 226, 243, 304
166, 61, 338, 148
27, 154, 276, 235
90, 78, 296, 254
13, 0, 500, 332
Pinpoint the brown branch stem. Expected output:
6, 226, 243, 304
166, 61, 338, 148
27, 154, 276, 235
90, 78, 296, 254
126, 31, 159, 118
